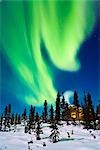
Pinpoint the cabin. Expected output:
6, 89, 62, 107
62, 105, 84, 121
69, 105, 84, 121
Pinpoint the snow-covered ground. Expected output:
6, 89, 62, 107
0, 122, 100, 150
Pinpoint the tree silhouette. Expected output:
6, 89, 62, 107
42, 111, 45, 121
61, 95, 66, 109
29, 105, 35, 125
18, 114, 21, 124
73, 91, 80, 108
44, 100, 48, 122
8, 104, 11, 115
35, 112, 39, 122
15, 113, 18, 124
50, 123, 60, 143
3, 105, 12, 130
36, 121, 42, 140
87, 93, 95, 128
83, 93, 95, 128
11, 113, 14, 125
49, 105, 54, 123
4, 106, 7, 117
83, 93, 88, 127
22, 108, 27, 120
62, 102, 70, 124
55, 92, 61, 123
0, 114, 3, 130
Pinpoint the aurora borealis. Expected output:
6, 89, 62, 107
0, 0, 99, 111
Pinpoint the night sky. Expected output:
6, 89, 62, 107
0, 0, 100, 113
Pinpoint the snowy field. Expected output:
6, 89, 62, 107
0, 122, 100, 150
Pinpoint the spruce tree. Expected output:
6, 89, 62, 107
4, 106, 7, 117
3, 106, 7, 130
11, 113, 14, 125
55, 92, 61, 123
15, 113, 18, 124
73, 91, 80, 108
44, 100, 48, 122
49, 105, 54, 123
29, 105, 35, 124
36, 121, 42, 140
87, 93, 95, 128
61, 95, 65, 109
35, 112, 39, 122
23, 108, 27, 120
83, 93, 95, 128
42, 111, 45, 121
83, 93, 89, 127
0, 114, 3, 130
8, 104, 11, 116
62, 102, 70, 124
50, 123, 60, 143
18, 114, 21, 124
4, 105, 11, 130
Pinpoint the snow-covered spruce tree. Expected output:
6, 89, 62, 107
83, 93, 95, 129
49, 123, 60, 143
87, 93, 95, 122
83, 93, 88, 127
28, 105, 35, 131
62, 102, 70, 125
0, 114, 3, 131
96, 103, 100, 130
21, 108, 28, 126
2, 105, 12, 131
35, 120, 42, 140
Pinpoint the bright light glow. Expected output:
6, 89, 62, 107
63, 91, 74, 104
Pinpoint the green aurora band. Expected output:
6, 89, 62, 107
0, 0, 95, 106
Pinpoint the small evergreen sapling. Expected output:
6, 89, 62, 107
50, 123, 60, 143
35, 121, 42, 140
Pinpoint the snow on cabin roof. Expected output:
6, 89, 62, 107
68, 105, 83, 109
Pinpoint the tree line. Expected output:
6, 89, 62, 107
0, 91, 100, 141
